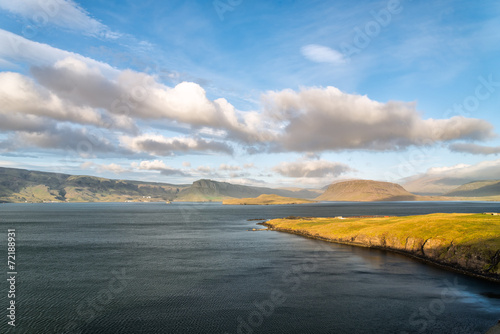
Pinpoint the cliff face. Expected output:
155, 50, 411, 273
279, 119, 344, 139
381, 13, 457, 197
317, 180, 418, 202
339, 234, 499, 277
264, 214, 500, 281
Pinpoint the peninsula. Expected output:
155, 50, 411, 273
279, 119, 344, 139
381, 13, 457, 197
263, 213, 500, 282
223, 194, 316, 205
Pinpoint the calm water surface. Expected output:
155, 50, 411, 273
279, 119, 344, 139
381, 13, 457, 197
1, 201, 500, 334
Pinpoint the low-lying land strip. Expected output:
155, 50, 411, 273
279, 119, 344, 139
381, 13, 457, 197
263, 213, 500, 282
223, 194, 316, 205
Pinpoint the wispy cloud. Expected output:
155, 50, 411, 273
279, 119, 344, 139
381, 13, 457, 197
120, 134, 233, 156
449, 143, 500, 155
80, 162, 129, 174
0, 29, 117, 75
0, 0, 119, 39
219, 164, 241, 171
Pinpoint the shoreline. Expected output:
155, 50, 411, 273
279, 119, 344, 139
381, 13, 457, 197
261, 221, 500, 284
486, 322, 500, 334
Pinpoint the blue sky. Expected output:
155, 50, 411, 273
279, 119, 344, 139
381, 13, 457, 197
1, 0, 500, 189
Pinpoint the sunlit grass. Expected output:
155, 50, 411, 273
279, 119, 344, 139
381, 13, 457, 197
223, 194, 316, 205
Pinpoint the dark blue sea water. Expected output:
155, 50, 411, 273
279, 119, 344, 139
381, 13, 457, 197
1, 201, 500, 334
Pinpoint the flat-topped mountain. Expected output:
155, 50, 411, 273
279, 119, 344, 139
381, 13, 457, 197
175, 179, 320, 201
316, 179, 418, 202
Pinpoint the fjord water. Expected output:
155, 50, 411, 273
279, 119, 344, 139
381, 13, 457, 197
1, 202, 500, 334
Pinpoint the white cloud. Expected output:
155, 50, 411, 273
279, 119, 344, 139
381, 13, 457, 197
273, 159, 354, 178
132, 160, 167, 171
28, 56, 271, 143
0, 0, 119, 39
0, 72, 132, 130
0, 33, 496, 161
182, 161, 191, 167
301, 44, 346, 64
263, 86, 495, 152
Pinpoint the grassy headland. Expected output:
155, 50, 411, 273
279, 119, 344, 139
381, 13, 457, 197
223, 194, 316, 205
264, 213, 500, 282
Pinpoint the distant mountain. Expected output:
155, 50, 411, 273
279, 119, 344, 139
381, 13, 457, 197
0, 167, 187, 203
175, 179, 320, 201
445, 180, 500, 197
0, 167, 320, 203
402, 175, 469, 196
277, 187, 324, 198
2, 166, 498, 203
316, 180, 419, 202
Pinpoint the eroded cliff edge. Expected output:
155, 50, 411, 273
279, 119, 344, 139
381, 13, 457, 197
263, 213, 500, 282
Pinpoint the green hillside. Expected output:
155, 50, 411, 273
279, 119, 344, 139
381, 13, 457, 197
0, 167, 185, 203
0, 167, 320, 203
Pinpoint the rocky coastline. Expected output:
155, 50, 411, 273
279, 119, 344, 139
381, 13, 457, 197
262, 216, 500, 284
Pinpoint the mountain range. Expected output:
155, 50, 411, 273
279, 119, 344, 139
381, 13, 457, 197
0, 166, 499, 203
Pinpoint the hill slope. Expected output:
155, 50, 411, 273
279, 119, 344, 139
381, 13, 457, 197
317, 180, 418, 202
445, 180, 500, 197
223, 194, 316, 205
0, 167, 186, 203
0, 167, 321, 203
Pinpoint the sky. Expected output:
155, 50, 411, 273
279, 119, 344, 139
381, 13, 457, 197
1, 0, 500, 189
